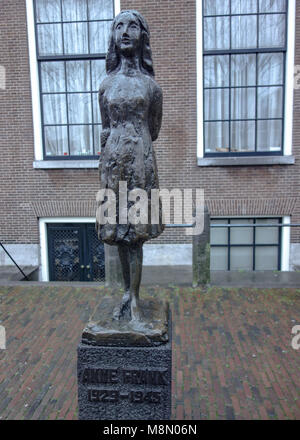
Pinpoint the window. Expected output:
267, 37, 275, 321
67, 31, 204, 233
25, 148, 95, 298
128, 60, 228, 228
203, 0, 287, 156
33, 0, 114, 159
210, 217, 282, 270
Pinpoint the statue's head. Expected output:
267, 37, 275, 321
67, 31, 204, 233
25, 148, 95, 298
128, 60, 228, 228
106, 10, 154, 77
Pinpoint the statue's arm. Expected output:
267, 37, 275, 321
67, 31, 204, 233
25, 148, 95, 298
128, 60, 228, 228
99, 86, 110, 149
149, 83, 163, 142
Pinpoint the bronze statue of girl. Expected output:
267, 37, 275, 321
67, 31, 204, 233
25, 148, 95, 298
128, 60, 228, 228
96, 10, 164, 322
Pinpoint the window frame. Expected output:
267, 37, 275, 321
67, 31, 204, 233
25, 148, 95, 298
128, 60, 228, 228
210, 216, 283, 271
27, 0, 120, 165
196, 0, 296, 163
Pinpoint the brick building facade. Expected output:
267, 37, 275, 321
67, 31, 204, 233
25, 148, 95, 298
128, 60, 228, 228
0, 0, 299, 280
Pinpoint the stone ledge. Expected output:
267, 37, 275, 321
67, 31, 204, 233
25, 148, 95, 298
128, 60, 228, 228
33, 160, 99, 169
198, 155, 295, 167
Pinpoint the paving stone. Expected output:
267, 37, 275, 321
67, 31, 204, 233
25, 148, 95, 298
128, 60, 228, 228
0, 285, 299, 419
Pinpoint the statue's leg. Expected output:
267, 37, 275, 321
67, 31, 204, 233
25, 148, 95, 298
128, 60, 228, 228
129, 243, 143, 322
113, 244, 131, 320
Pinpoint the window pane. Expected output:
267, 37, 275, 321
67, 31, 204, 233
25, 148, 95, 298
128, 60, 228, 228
62, 0, 87, 21
204, 17, 230, 50
89, 21, 111, 54
94, 125, 102, 155
204, 89, 229, 120
231, 88, 256, 120
231, 121, 255, 152
259, 14, 285, 48
92, 93, 102, 124
205, 122, 229, 153
41, 62, 65, 93
37, 24, 63, 55
91, 60, 106, 91
44, 126, 68, 156
257, 86, 283, 118
66, 61, 91, 92
204, 55, 229, 88
230, 247, 253, 271
211, 217, 281, 271
258, 53, 284, 86
88, 0, 114, 20
63, 23, 88, 54
211, 248, 228, 271
231, 0, 257, 14
67, 93, 92, 124
259, 0, 286, 13
43, 94, 67, 124
256, 219, 279, 244
257, 120, 282, 151
255, 247, 278, 270
231, 54, 256, 87
211, 220, 228, 245
35, 0, 61, 23
69, 125, 93, 155
231, 219, 254, 244
231, 16, 257, 49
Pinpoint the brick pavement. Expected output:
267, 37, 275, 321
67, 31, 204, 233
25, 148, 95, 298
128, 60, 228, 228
0, 284, 299, 420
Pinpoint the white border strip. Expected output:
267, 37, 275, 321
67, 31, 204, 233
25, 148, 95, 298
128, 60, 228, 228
196, 0, 203, 158
284, 0, 296, 156
39, 217, 95, 282
26, 0, 43, 161
281, 216, 291, 271
114, 0, 121, 15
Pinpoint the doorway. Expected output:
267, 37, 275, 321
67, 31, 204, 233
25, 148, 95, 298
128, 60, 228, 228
47, 223, 105, 282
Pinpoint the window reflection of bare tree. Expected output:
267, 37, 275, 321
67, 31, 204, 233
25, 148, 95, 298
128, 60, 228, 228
35, 0, 112, 157
203, 0, 285, 153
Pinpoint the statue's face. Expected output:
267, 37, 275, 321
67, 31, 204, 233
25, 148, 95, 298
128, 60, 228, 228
114, 12, 142, 56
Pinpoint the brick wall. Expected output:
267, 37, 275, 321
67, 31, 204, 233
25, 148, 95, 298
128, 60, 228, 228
0, 0, 299, 249
122, 0, 300, 244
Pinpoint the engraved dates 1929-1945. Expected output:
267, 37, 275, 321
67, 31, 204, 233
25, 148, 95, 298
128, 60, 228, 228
88, 389, 161, 404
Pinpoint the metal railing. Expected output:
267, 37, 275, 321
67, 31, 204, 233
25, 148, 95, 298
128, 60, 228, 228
0, 242, 29, 281
211, 223, 300, 228
165, 223, 300, 229
1, 223, 299, 284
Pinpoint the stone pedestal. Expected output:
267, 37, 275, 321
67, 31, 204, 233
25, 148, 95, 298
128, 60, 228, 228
77, 295, 172, 420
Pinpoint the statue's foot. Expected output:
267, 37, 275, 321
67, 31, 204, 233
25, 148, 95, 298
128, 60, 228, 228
130, 300, 142, 323
113, 292, 131, 320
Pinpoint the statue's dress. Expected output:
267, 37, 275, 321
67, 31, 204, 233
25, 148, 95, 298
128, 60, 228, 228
96, 72, 164, 245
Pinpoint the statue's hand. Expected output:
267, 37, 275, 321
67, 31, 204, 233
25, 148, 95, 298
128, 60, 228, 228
100, 129, 110, 149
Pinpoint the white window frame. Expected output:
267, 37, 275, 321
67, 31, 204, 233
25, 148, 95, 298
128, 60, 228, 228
26, 0, 120, 168
196, 0, 296, 165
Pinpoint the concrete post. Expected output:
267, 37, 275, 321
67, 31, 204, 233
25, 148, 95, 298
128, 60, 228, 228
192, 206, 210, 287
104, 244, 123, 288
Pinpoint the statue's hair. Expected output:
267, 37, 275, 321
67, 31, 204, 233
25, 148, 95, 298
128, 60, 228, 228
106, 10, 155, 77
